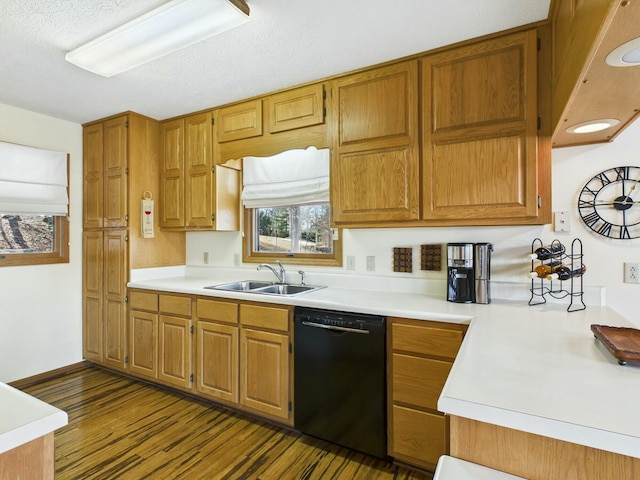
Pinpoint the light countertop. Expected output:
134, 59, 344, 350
0, 382, 68, 454
128, 271, 640, 460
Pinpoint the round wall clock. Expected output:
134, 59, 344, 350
578, 166, 640, 239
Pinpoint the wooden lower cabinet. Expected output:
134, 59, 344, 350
388, 317, 466, 471
128, 291, 159, 379
159, 315, 192, 389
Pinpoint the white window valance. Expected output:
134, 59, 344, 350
241, 146, 330, 208
0, 141, 68, 215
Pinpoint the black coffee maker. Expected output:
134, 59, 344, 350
447, 243, 475, 303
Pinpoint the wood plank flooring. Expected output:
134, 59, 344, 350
21, 366, 433, 480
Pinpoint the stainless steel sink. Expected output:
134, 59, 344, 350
251, 284, 325, 296
203, 280, 324, 296
204, 280, 274, 292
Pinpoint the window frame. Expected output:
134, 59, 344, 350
242, 206, 342, 267
0, 214, 69, 267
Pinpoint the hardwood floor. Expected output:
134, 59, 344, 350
21, 366, 433, 480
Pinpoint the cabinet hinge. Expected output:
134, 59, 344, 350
125, 167, 129, 174
125, 235, 129, 242
124, 355, 129, 364
125, 214, 129, 221
211, 117, 215, 126
190, 373, 194, 383
288, 401, 292, 412
190, 325, 194, 334
538, 195, 542, 209
211, 166, 215, 174
211, 214, 215, 221
125, 295, 129, 303
537, 37, 541, 51
125, 121, 129, 128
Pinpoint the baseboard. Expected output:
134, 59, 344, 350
8, 361, 91, 389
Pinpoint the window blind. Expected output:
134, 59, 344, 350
241, 146, 329, 208
0, 141, 68, 215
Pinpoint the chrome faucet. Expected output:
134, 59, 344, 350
257, 260, 287, 284
298, 270, 306, 286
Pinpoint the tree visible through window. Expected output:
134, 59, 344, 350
254, 204, 333, 255
0, 215, 55, 253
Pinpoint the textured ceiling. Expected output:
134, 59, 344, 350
0, 0, 550, 125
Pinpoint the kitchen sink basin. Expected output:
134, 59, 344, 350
204, 280, 325, 296
204, 280, 274, 292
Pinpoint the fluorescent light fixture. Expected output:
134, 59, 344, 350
606, 37, 640, 67
566, 119, 620, 134
65, 0, 250, 77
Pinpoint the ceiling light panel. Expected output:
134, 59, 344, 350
606, 37, 640, 67
65, 0, 250, 77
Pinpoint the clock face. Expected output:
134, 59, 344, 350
578, 166, 640, 239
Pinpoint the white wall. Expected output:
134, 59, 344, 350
188, 120, 640, 326
0, 103, 83, 383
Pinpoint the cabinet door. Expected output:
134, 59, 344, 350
217, 99, 263, 143
83, 123, 104, 229
422, 30, 539, 221
268, 84, 325, 133
159, 118, 185, 228
103, 116, 128, 228
240, 328, 289, 420
103, 230, 128, 370
129, 310, 158, 379
185, 112, 214, 228
159, 315, 193, 390
196, 321, 238, 403
82, 231, 103, 362
391, 405, 447, 470
332, 61, 420, 223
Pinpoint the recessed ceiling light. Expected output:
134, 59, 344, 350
65, 0, 250, 77
566, 119, 620, 134
606, 37, 640, 67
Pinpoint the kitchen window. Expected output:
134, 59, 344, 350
241, 147, 341, 266
0, 141, 70, 267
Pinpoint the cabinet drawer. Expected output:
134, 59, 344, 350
196, 298, 238, 325
392, 353, 453, 411
392, 322, 463, 359
159, 294, 192, 317
239, 304, 289, 332
391, 405, 447, 469
129, 291, 158, 312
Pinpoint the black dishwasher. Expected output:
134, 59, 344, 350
294, 307, 386, 459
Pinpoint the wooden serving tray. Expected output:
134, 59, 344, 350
591, 324, 640, 365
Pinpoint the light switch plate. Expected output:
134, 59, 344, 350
366, 256, 375, 271
554, 210, 570, 232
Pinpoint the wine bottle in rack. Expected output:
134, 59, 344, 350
546, 264, 586, 281
526, 243, 566, 261
528, 261, 562, 279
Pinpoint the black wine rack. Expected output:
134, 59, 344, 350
528, 238, 586, 312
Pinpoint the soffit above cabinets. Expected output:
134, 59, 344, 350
551, 0, 640, 148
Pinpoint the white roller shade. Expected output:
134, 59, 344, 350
0, 141, 68, 215
241, 146, 329, 208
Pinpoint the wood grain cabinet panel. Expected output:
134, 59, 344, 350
159, 294, 192, 317
392, 354, 453, 411
129, 291, 158, 312
422, 29, 540, 222
268, 83, 324, 133
392, 405, 447, 468
129, 309, 158, 379
392, 322, 464, 360
102, 230, 128, 370
239, 304, 290, 332
196, 298, 238, 325
82, 230, 103, 362
217, 99, 263, 143
159, 315, 193, 390
82, 123, 104, 229
103, 117, 128, 228
159, 118, 185, 228
196, 321, 238, 403
331, 61, 420, 223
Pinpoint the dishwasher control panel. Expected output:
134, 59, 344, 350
295, 308, 385, 333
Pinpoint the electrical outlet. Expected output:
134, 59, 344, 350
624, 262, 640, 283
347, 255, 356, 270
203, 252, 209, 264
366, 256, 375, 272
234, 253, 240, 266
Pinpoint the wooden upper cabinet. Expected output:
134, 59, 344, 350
331, 61, 420, 223
159, 118, 185, 228
103, 116, 129, 228
83, 123, 104, 229
267, 83, 325, 133
421, 29, 539, 222
185, 112, 213, 228
217, 99, 263, 143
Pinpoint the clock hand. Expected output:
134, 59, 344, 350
592, 200, 640, 206
623, 183, 637, 206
